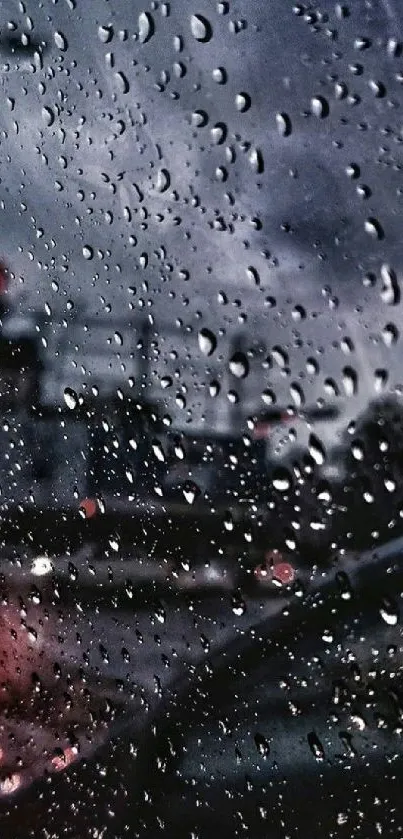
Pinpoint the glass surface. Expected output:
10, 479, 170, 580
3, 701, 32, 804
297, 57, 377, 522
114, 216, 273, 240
0, 1, 402, 836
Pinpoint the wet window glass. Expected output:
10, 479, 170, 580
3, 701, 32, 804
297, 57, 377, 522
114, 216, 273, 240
0, 1, 402, 836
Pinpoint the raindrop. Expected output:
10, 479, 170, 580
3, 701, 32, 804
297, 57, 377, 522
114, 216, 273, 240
98, 25, 113, 43
235, 92, 251, 112
231, 591, 246, 616
190, 13, 212, 42
382, 323, 399, 346
244, 265, 259, 286
254, 733, 270, 758
311, 95, 329, 118
115, 71, 129, 94
138, 11, 154, 43
248, 147, 264, 174
276, 112, 292, 137
156, 168, 170, 192
380, 597, 398, 626
380, 264, 400, 305
307, 731, 325, 761
191, 109, 208, 127
365, 217, 384, 240
198, 328, 217, 356
308, 434, 325, 465
210, 122, 227, 144
229, 352, 249, 378
54, 31, 68, 50
82, 245, 94, 260
209, 380, 220, 397
290, 382, 304, 407
64, 387, 78, 410
42, 107, 54, 127
342, 366, 358, 396
272, 467, 292, 493
374, 368, 388, 393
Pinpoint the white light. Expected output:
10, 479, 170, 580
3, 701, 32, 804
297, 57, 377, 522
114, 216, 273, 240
31, 556, 53, 576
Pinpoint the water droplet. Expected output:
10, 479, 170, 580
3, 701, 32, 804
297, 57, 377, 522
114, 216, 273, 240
307, 731, 325, 761
272, 467, 292, 493
380, 264, 400, 305
254, 733, 270, 758
209, 380, 220, 397
365, 217, 384, 240
290, 382, 304, 407
380, 598, 398, 626
229, 352, 249, 378
138, 11, 154, 43
382, 323, 399, 346
311, 95, 329, 118
98, 25, 113, 43
308, 434, 325, 465
248, 147, 264, 173
342, 366, 358, 396
42, 106, 54, 127
115, 71, 129, 93
235, 92, 251, 112
276, 112, 292, 137
210, 122, 227, 144
156, 168, 170, 192
152, 440, 166, 462
231, 591, 246, 616
82, 245, 94, 260
190, 13, 212, 42
198, 328, 217, 356
246, 266, 260, 285
64, 387, 78, 410
54, 30, 68, 50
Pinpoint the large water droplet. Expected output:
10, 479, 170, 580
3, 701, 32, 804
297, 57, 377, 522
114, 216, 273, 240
190, 13, 212, 42
198, 328, 217, 356
210, 122, 227, 144
156, 168, 170, 192
365, 217, 384, 240
82, 245, 94, 260
138, 11, 154, 43
235, 92, 251, 112
115, 71, 129, 93
276, 111, 292, 137
98, 25, 113, 43
229, 352, 249, 378
342, 366, 358, 396
42, 106, 54, 127
54, 31, 68, 50
272, 467, 292, 493
380, 264, 400, 305
308, 434, 325, 465
311, 95, 329, 118
64, 387, 78, 410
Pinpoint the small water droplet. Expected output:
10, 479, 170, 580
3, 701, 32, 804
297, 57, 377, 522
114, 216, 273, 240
82, 245, 94, 260
308, 434, 325, 465
248, 147, 264, 173
254, 733, 270, 757
190, 13, 212, 42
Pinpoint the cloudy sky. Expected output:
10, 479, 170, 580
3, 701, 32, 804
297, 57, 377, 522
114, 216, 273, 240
0, 0, 402, 446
